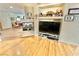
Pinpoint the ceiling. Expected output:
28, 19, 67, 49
0, 3, 62, 14
0, 3, 38, 9
0, 3, 38, 14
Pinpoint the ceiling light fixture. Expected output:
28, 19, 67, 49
10, 6, 13, 8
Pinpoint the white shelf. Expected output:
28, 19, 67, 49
38, 16, 63, 20
38, 3, 63, 8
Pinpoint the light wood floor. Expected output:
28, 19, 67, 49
0, 36, 77, 56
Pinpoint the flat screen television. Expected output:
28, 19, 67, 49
39, 21, 61, 34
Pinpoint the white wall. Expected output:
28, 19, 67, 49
0, 11, 12, 29
33, 6, 39, 36
0, 8, 25, 30
59, 3, 79, 45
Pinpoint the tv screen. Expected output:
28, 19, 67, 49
39, 21, 61, 34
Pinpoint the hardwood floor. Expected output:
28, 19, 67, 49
0, 36, 77, 56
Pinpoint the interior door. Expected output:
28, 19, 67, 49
0, 22, 2, 30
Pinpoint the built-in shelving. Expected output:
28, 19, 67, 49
38, 3, 64, 22
38, 3, 64, 8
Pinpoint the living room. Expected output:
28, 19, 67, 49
0, 3, 79, 56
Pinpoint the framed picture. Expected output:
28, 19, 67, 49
68, 8, 79, 15
64, 15, 74, 22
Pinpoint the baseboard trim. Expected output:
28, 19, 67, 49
1, 28, 12, 31
59, 40, 79, 46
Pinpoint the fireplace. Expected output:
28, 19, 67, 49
39, 21, 61, 40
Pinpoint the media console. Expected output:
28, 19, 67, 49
39, 32, 59, 40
